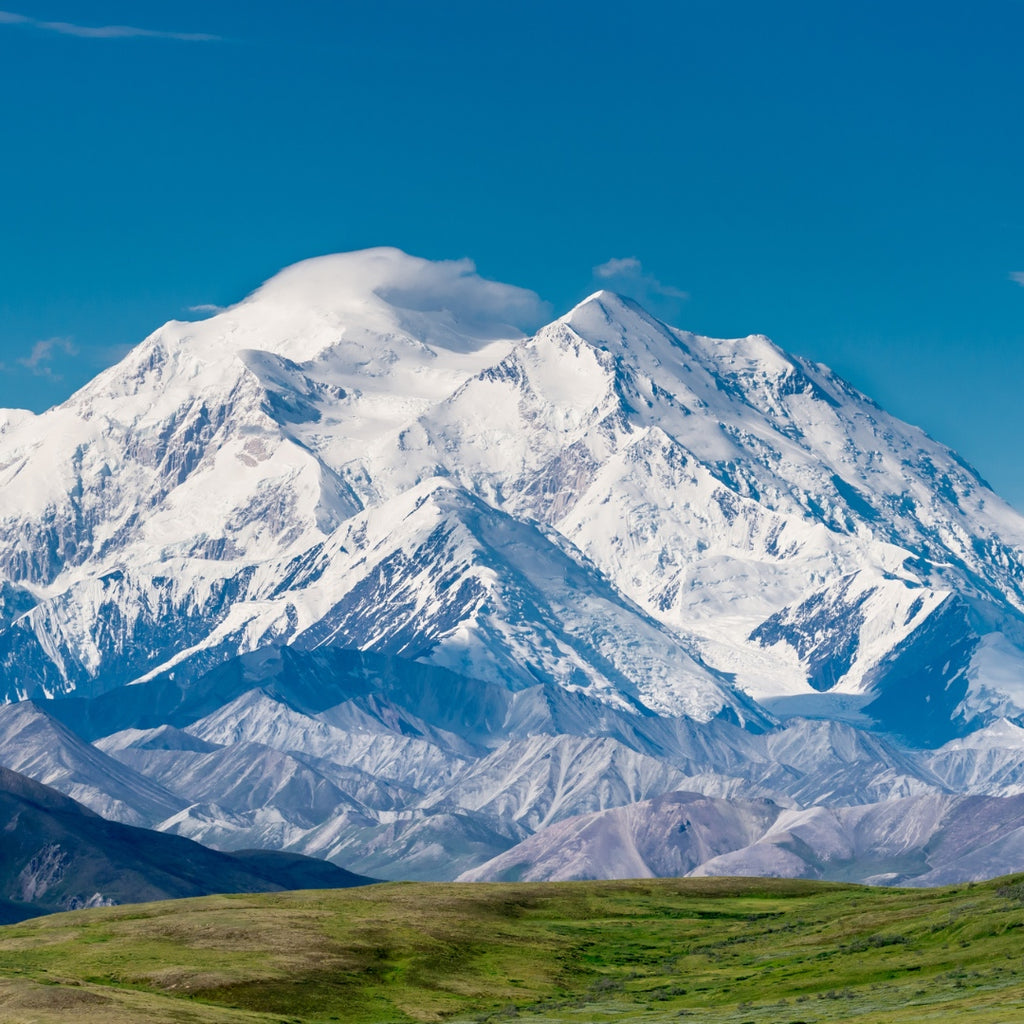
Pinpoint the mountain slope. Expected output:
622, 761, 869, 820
0, 647, 956, 883
396, 291, 1024, 737
461, 789, 1024, 886
0, 765, 373, 921
0, 702, 183, 826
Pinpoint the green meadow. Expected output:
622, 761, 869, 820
0, 875, 1021, 1023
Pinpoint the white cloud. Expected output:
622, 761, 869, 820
593, 257, 690, 302
18, 337, 78, 379
188, 303, 227, 316
259, 248, 551, 336
376, 255, 551, 332
0, 10, 218, 41
1011, 272, 1024, 286
594, 257, 643, 279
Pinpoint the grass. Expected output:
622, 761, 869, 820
0, 874, 1022, 1022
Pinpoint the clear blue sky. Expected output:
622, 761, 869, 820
2, 1, 1024, 504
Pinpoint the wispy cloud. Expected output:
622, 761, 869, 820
0, 10, 218, 42
1011, 272, 1024, 286
188, 303, 227, 316
17, 337, 78, 379
593, 257, 690, 303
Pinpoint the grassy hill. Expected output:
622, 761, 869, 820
0, 874, 1022, 1023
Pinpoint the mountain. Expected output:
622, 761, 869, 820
0, 648, 955, 881
1, 247, 1024, 885
459, 789, 1024, 887
0, 701, 184, 825
0, 764, 374, 922
458, 791, 784, 883
2, 249, 1023, 739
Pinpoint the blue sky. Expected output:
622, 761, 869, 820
2, 1, 1024, 504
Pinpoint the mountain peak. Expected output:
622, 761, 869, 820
563, 289, 663, 329
574, 288, 627, 306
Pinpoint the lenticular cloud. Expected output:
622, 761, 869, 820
252, 248, 550, 336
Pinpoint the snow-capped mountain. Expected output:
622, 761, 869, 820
2, 247, 1024, 884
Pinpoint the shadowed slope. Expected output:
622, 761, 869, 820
0, 766, 373, 921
